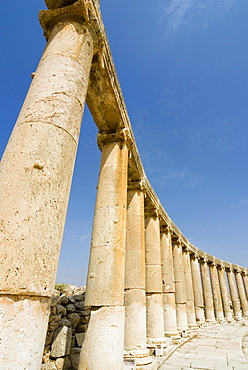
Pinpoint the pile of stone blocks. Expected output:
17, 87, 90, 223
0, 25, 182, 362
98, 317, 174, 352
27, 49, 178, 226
41, 287, 90, 370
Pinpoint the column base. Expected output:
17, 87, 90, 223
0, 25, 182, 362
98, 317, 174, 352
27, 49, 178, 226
147, 337, 169, 356
124, 349, 153, 366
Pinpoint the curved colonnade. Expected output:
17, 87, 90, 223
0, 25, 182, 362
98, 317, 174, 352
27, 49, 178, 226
0, 1, 247, 369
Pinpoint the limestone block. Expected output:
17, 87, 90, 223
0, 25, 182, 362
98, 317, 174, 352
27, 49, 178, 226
146, 294, 164, 339
145, 265, 163, 293
60, 318, 71, 327
124, 289, 147, 351
59, 295, 69, 305
75, 301, 85, 310
56, 304, 67, 316
66, 303, 76, 312
79, 306, 125, 370
69, 347, 81, 370
51, 297, 59, 307
55, 356, 71, 370
73, 294, 85, 301
41, 363, 57, 370
67, 312, 80, 328
163, 292, 178, 335
51, 326, 72, 358
145, 219, 162, 265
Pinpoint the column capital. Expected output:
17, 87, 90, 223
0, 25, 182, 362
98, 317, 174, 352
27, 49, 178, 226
127, 179, 146, 192
97, 128, 132, 150
40, 0, 103, 51
144, 206, 159, 219
160, 224, 172, 235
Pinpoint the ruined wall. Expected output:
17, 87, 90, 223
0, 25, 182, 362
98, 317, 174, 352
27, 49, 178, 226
41, 287, 90, 370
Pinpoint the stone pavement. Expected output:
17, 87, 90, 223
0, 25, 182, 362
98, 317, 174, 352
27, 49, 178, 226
158, 321, 248, 370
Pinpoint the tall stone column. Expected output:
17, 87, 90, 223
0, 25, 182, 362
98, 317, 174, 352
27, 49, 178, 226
145, 208, 166, 348
217, 266, 233, 321
209, 263, 224, 322
243, 271, 248, 299
200, 259, 216, 323
172, 239, 189, 332
160, 227, 178, 337
236, 270, 248, 318
79, 129, 130, 370
227, 268, 242, 320
123, 181, 152, 366
190, 255, 205, 325
0, 2, 95, 368
182, 248, 197, 329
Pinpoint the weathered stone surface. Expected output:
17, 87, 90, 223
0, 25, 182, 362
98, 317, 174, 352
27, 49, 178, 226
51, 326, 72, 358
69, 347, 81, 369
67, 312, 80, 328
41, 362, 57, 370
79, 306, 125, 369
51, 297, 59, 307
45, 0, 78, 9
55, 356, 71, 370
66, 303, 76, 312
56, 304, 67, 316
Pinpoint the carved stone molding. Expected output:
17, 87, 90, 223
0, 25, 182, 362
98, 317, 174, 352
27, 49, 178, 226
97, 128, 131, 151
127, 179, 146, 192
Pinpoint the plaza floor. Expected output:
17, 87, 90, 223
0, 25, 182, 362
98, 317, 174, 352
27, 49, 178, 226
158, 321, 248, 370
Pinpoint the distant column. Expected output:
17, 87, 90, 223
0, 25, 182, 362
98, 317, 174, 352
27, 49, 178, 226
227, 268, 242, 320
209, 263, 224, 322
172, 239, 189, 332
236, 270, 248, 318
124, 181, 152, 366
160, 226, 178, 337
243, 271, 248, 299
217, 266, 233, 321
145, 208, 166, 348
182, 248, 197, 329
190, 255, 205, 325
200, 259, 216, 323
0, 3, 95, 368
80, 129, 130, 370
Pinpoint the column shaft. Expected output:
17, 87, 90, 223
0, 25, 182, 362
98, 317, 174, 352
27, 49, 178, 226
243, 274, 248, 299
190, 256, 205, 324
217, 267, 233, 321
124, 184, 152, 365
172, 241, 189, 332
145, 212, 165, 344
80, 131, 129, 370
182, 250, 197, 328
200, 261, 216, 323
227, 269, 242, 320
0, 11, 94, 369
209, 264, 224, 321
160, 229, 178, 336
236, 271, 248, 317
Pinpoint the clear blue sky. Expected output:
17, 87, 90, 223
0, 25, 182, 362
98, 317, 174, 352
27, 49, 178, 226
1, 1, 248, 286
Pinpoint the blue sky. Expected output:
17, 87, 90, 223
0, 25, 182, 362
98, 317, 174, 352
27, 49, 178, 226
1, 1, 248, 286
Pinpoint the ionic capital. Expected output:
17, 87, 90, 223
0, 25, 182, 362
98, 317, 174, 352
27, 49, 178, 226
97, 128, 132, 151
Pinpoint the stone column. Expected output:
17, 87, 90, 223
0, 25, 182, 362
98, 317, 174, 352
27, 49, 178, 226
226, 268, 242, 320
243, 271, 248, 299
79, 129, 130, 370
123, 181, 152, 366
182, 248, 197, 329
236, 270, 248, 318
0, 2, 95, 368
209, 263, 224, 322
217, 266, 233, 321
200, 259, 216, 323
160, 226, 178, 337
172, 239, 189, 332
190, 255, 205, 325
145, 208, 166, 348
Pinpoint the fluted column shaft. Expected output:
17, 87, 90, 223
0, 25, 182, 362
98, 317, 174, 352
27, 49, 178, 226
200, 260, 216, 323
227, 269, 242, 320
190, 256, 205, 324
172, 241, 189, 332
160, 228, 178, 336
124, 182, 151, 366
80, 129, 129, 370
209, 264, 224, 321
145, 210, 165, 344
236, 271, 248, 317
0, 6, 94, 369
182, 249, 197, 328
